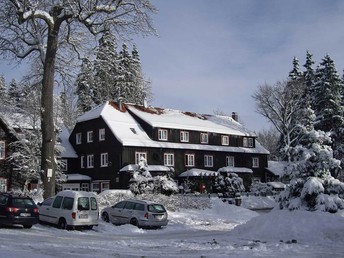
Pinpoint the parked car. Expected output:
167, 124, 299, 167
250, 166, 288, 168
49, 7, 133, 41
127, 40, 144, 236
0, 192, 39, 228
101, 199, 168, 228
38, 190, 99, 230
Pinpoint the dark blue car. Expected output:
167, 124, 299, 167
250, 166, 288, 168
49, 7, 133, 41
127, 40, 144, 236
0, 193, 39, 228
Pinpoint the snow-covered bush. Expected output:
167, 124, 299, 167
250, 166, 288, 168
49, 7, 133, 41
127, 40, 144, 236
129, 158, 178, 195
250, 182, 273, 196
214, 173, 245, 194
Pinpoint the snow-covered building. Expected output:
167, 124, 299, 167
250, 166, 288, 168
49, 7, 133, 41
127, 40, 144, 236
0, 107, 40, 191
66, 101, 270, 192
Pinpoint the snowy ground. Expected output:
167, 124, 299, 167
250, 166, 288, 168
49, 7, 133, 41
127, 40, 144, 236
0, 195, 344, 258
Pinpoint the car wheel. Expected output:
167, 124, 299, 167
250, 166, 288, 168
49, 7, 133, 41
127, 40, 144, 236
130, 218, 139, 227
23, 225, 32, 229
58, 218, 67, 230
101, 212, 110, 223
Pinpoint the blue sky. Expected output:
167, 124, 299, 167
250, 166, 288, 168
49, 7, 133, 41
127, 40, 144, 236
2, 0, 344, 132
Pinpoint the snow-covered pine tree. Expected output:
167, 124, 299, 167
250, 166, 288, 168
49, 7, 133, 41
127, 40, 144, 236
117, 43, 135, 103
311, 54, 344, 179
92, 30, 119, 104
214, 173, 245, 194
130, 44, 152, 104
302, 51, 315, 105
278, 105, 344, 212
76, 57, 95, 113
7, 79, 21, 106
0, 75, 7, 105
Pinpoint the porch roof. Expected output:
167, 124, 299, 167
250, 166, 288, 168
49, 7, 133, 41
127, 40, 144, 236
218, 166, 253, 174
179, 168, 218, 177
66, 173, 92, 181
119, 164, 171, 172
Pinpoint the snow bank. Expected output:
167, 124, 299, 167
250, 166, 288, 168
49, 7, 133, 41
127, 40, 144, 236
231, 209, 344, 243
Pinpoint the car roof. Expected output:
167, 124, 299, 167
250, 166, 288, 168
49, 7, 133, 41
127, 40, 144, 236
0, 192, 32, 199
123, 199, 162, 205
56, 190, 97, 198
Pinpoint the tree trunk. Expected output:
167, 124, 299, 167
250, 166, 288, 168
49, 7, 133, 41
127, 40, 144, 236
41, 27, 59, 199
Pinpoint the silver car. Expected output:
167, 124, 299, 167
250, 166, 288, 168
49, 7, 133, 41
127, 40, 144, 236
101, 199, 168, 228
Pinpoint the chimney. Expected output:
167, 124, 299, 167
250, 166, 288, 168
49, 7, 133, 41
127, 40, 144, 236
232, 112, 238, 121
117, 96, 125, 111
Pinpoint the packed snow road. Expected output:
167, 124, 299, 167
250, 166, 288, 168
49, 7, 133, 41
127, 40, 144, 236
1, 197, 344, 258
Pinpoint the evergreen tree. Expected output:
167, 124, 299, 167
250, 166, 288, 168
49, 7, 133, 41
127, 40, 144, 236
0, 75, 7, 105
76, 57, 95, 113
93, 30, 119, 104
117, 43, 135, 102
312, 55, 344, 178
278, 105, 344, 212
302, 51, 315, 106
8, 79, 21, 105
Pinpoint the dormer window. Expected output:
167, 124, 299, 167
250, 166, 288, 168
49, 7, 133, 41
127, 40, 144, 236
200, 133, 208, 144
158, 129, 168, 141
180, 131, 189, 142
243, 137, 254, 147
221, 135, 229, 145
248, 138, 254, 147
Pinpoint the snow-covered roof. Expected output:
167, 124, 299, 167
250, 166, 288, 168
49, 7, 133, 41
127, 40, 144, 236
66, 173, 92, 181
218, 166, 253, 174
267, 181, 286, 189
127, 104, 255, 137
120, 164, 171, 172
0, 106, 39, 130
266, 161, 288, 177
179, 168, 218, 177
58, 126, 78, 158
76, 102, 269, 154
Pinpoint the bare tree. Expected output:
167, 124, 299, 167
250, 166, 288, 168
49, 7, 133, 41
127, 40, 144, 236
252, 80, 304, 161
0, 0, 156, 198
257, 127, 280, 160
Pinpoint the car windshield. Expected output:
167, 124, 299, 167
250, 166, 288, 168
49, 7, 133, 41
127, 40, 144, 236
12, 198, 36, 208
148, 204, 166, 213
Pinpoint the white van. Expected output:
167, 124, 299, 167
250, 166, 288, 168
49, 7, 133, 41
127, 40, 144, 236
38, 190, 99, 229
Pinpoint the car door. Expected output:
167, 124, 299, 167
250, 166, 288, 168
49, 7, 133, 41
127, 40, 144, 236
122, 201, 135, 223
109, 201, 127, 224
38, 197, 55, 223
0, 195, 9, 223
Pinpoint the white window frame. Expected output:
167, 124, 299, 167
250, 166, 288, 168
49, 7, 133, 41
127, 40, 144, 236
135, 152, 147, 164
226, 156, 235, 167
76, 133, 82, 145
164, 153, 174, 166
99, 128, 105, 141
248, 138, 254, 147
180, 131, 189, 143
61, 159, 68, 171
185, 154, 195, 167
204, 155, 213, 167
243, 137, 248, 147
221, 135, 229, 145
158, 129, 168, 141
0, 141, 5, 160
252, 157, 259, 168
80, 155, 85, 168
100, 153, 108, 167
87, 131, 93, 143
87, 154, 94, 168
200, 133, 208, 144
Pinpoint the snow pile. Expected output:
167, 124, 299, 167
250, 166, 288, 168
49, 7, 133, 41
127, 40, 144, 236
231, 208, 344, 244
